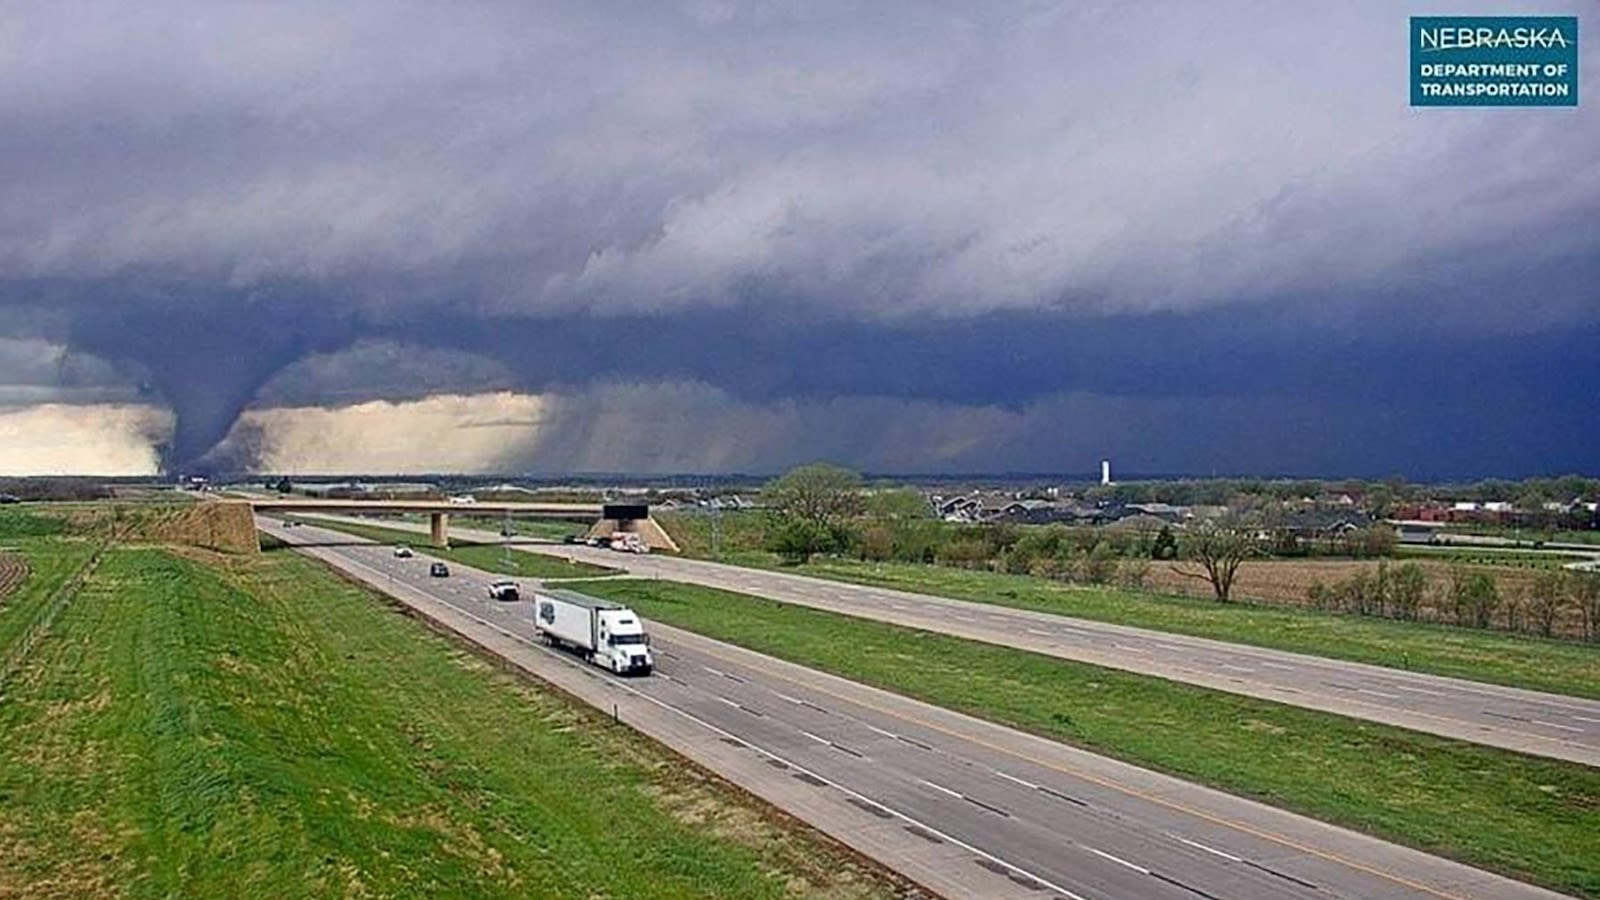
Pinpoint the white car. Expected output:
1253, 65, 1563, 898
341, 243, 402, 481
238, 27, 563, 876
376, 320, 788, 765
448, 494, 477, 505
392, 545, 414, 558
488, 580, 520, 601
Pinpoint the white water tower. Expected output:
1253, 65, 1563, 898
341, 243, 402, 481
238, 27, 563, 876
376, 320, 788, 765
1100, 459, 1112, 485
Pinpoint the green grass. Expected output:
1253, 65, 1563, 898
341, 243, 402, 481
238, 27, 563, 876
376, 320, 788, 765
0, 545, 902, 900
570, 578, 1600, 897
298, 519, 621, 580
769, 558, 1600, 699
453, 516, 586, 541
0, 507, 71, 540
0, 536, 98, 659
1395, 546, 1589, 567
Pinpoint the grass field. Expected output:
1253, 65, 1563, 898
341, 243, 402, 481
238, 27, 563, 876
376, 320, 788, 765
450, 515, 587, 541
777, 558, 1600, 699
570, 577, 1600, 897
294, 518, 621, 580
1393, 546, 1589, 567
0, 542, 908, 900
0, 510, 99, 665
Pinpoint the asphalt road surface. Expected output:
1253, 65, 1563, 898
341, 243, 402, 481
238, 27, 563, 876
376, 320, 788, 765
304, 513, 1600, 768
267, 518, 1569, 900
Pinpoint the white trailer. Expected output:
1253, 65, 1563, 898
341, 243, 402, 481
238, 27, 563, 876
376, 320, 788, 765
533, 589, 654, 675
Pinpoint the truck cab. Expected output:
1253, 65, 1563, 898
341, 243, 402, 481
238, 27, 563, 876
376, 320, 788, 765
595, 608, 653, 675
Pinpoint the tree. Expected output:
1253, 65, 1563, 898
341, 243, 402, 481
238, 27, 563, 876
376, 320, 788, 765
1448, 567, 1500, 629
1526, 570, 1567, 638
767, 517, 838, 565
865, 488, 932, 520
859, 524, 894, 563
1079, 541, 1118, 585
763, 463, 864, 527
1388, 562, 1428, 621
1150, 525, 1178, 561
1173, 519, 1258, 602
1571, 572, 1600, 643
761, 464, 864, 563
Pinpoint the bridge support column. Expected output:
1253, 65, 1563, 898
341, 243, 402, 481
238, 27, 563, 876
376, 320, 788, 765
430, 512, 450, 548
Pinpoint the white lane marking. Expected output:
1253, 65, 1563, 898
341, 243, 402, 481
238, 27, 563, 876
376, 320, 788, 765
1085, 846, 1150, 875
918, 778, 963, 799
653, 672, 672, 681
1220, 664, 1256, 674
702, 666, 728, 678
1533, 720, 1585, 734
1258, 661, 1296, 671
1391, 685, 1446, 697
287, 536, 1101, 900
1572, 715, 1600, 725
1024, 628, 1054, 637
773, 692, 806, 705
991, 770, 1039, 790
1110, 643, 1147, 654
800, 730, 830, 745
1174, 836, 1243, 863
715, 697, 741, 708
1356, 688, 1401, 700
865, 724, 899, 740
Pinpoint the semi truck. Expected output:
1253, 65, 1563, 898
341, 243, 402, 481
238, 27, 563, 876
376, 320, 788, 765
534, 589, 654, 675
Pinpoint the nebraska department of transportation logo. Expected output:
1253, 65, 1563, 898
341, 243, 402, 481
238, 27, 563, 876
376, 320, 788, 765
1411, 16, 1578, 106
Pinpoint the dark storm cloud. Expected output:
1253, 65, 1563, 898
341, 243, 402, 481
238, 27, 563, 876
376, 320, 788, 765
0, 0, 1596, 473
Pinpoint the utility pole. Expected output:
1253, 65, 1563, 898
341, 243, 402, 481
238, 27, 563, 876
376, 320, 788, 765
501, 509, 517, 573
710, 498, 723, 560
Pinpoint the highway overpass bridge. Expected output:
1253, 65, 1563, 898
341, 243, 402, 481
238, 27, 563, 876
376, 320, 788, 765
242, 498, 678, 551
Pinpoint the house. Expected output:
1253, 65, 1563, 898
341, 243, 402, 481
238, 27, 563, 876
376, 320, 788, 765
1104, 513, 1172, 533
1124, 502, 1188, 522
1275, 509, 1372, 539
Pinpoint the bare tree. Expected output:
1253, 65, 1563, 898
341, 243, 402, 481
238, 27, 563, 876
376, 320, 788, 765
1172, 519, 1259, 602
1572, 571, 1600, 643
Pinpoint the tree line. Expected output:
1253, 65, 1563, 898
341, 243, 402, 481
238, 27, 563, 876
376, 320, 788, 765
1308, 563, 1600, 642
756, 464, 1600, 640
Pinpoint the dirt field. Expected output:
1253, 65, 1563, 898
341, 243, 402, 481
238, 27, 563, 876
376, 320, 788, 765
0, 553, 28, 600
1143, 558, 1581, 634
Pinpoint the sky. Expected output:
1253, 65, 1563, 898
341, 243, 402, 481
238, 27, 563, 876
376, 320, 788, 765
1, 1, 1596, 478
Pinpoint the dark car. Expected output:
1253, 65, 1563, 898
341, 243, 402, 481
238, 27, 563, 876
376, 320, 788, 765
561, 534, 581, 544
429, 562, 450, 577
0, 494, 20, 504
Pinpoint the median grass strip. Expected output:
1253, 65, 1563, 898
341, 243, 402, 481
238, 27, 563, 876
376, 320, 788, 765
0, 543, 909, 900
571, 578, 1600, 898
298, 518, 621, 579
779, 558, 1600, 699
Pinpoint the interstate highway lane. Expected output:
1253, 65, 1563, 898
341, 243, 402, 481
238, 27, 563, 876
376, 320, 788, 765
266, 519, 1569, 900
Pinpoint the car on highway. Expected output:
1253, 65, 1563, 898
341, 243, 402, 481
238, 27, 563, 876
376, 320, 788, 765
392, 545, 414, 558
488, 580, 519, 601
0, 494, 20, 504
429, 562, 450, 577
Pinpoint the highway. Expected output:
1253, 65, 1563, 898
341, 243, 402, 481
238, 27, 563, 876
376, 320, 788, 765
301, 513, 1600, 767
266, 518, 1569, 900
